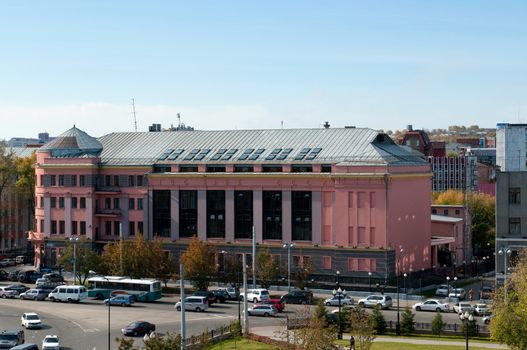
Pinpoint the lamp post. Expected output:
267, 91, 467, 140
333, 286, 346, 339
403, 273, 407, 301
69, 237, 79, 284
419, 268, 424, 295
446, 276, 451, 300
460, 311, 474, 350
368, 272, 372, 292
409, 268, 413, 295
283, 243, 294, 292
221, 250, 241, 324
498, 248, 512, 303
90, 270, 110, 350
396, 247, 404, 336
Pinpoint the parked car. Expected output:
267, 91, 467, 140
41, 335, 60, 350
480, 286, 493, 300
453, 302, 474, 315
191, 291, 215, 306
15, 256, 26, 265
48, 285, 88, 302
357, 295, 392, 309
0, 286, 18, 298
18, 271, 43, 284
8, 271, 21, 281
6, 284, 29, 294
242, 289, 270, 303
257, 298, 285, 312
212, 289, 229, 303
223, 286, 240, 300
104, 295, 135, 307
435, 284, 452, 297
0, 259, 16, 267
0, 270, 8, 281
483, 314, 494, 324
0, 329, 24, 349
42, 273, 64, 283
281, 290, 314, 305
448, 288, 466, 300
412, 299, 449, 312
175, 296, 209, 312
121, 321, 156, 337
325, 294, 354, 307
247, 304, 278, 317
19, 289, 48, 301
10, 344, 39, 350
20, 313, 42, 329
474, 303, 491, 316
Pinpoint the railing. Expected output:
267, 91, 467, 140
183, 322, 237, 349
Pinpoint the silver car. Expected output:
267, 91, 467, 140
357, 295, 393, 309
247, 305, 278, 317
324, 294, 353, 306
0, 286, 18, 298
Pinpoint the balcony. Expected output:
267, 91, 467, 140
94, 186, 121, 194
95, 208, 121, 217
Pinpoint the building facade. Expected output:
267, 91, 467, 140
30, 126, 433, 280
427, 156, 478, 192
496, 123, 527, 171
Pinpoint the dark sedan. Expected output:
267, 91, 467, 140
121, 321, 156, 337
6, 284, 29, 294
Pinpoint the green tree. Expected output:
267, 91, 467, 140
431, 311, 446, 336
59, 239, 102, 285
371, 305, 387, 335
283, 306, 338, 350
294, 259, 313, 290
313, 299, 328, 322
490, 249, 527, 349
101, 234, 175, 282
180, 236, 216, 291
347, 307, 375, 350
256, 247, 278, 289
400, 307, 415, 336
0, 142, 16, 200
461, 318, 478, 337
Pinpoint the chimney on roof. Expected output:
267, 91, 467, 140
323, 121, 330, 129
407, 124, 413, 131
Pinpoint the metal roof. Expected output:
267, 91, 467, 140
431, 214, 463, 223
39, 126, 102, 157
96, 128, 427, 166
7, 147, 37, 158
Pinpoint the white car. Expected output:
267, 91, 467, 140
435, 284, 452, 297
448, 288, 466, 300
453, 302, 474, 315
483, 314, 494, 324
0, 286, 18, 298
247, 304, 278, 317
175, 296, 209, 312
242, 289, 270, 303
474, 303, 491, 316
21, 312, 42, 329
324, 294, 353, 306
412, 299, 449, 313
357, 295, 393, 309
42, 334, 60, 350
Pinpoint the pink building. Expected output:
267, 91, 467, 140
30, 126, 432, 280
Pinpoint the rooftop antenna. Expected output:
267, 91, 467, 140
131, 98, 138, 132
177, 113, 181, 129
281, 120, 284, 129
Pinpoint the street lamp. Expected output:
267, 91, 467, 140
89, 270, 110, 350
460, 311, 474, 350
283, 243, 294, 292
498, 248, 512, 303
403, 273, 408, 301
332, 286, 346, 339
396, 247, 404, 336
368, 272, 372, 292
69, 237, 79, 284
446, 276, 451, 300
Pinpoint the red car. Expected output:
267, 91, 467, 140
257, 298, 285, 312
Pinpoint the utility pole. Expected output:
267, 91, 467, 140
180, 263, 186, 349
243, 254, 249, 334
252, 226, 256, 289
131, 98, 137, 132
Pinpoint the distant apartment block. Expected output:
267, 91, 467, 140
496, 123, 527, 171
427, 156, 478, 193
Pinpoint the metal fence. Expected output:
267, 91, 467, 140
183, 323, 236, 349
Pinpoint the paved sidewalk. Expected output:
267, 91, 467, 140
250, 325, 509, 349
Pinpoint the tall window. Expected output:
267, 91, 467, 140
50, 197, 56, 208
105, 198, 111, 209
71, 197, 78, 209
235, 191, 253, 239
71, 221, 78, 235
59, 197, 65, 208
59, 175, 65, 186
138, 221, 143, 234
509, 188, 521, 204
80, 175, 85, 186
105, 221, 112, 235
71, 175, 77, 186
128, 198, 135, 210
50, 175, 56, 186
59, 220, 65, 234
129, 221, 136, 236
128, 175, 135, 187
207, 190, 225, 238
80, 221, 86, 235
292, 191, 312, 241
153, 190, 171, 237
51, 220, 57, 235
137, 198, 143, 210
114, 221, 121, 237
113, 198, 120, 209
509, 217, 521, 234
80, 197, 86, 209
180, 190, 197, 237
263, 191, 282, 240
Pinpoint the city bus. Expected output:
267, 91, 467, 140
86, 276, 162, 302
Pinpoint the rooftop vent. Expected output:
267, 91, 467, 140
148, 123, 162, 132
323, 121, 330, 129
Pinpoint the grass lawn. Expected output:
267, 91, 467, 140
207, 338, 499, 350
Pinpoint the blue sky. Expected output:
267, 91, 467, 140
1, 1, 526, 140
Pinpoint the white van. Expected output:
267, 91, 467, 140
175, 296, 209, 312
48, 285, 88, 303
